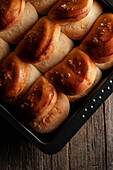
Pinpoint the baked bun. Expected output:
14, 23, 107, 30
61, 0, 103, 40
0, 0, 25, 31
0, 52, 41, 103
15, 16, 60, 63
27, 0, 58, 15
19, 76, 57, 122
0, 38, 10, 63
0, 2, 38, 44
29, 93, 70, 133
45, 47, 101, 101
80, 13, 113, 70
34, 32, 74, 73
48, 0, 93, 24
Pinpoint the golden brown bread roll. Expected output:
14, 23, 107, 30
0, 52, 41, 103
0, 0, 25, 31
0, 2, 38, 44
61, 0, 103, 40
15, 16, 74, 72
34, 32, 74, 73
0, 38, 10, 63
27, 0, 58, 15
19, 76, 57, 122
15, 16, 60, 63
45, 47, 102, 102
80, 13, 113, 70
48, 0, 93, 25
29, 93, 70, 133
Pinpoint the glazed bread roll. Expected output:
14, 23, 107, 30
0, 52, 41, 103
27, 0, 58, 15
0, 0, 25, 31
45, 47, 102, 102
15, 16, 74, 72
80, 13, 113, 70
0, 38, 10, 63
0, 2, 38, 44
19, 76, 57, 122
29, 93, 70, 133
61, 0, 103, 40
48, 0, 93, 25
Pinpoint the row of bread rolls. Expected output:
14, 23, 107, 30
0, 0, 112, 134
0, 51, 70, 133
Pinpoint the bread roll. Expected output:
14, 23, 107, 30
34, 32, 74, 73
48, 0, 93, 25
0, 0, 25, 31
80, 13, 113, 70
0, 38, 10, 63
0, 2, 38, 44
61, 0, 103, 40
0, 52, 41, 103
29, 93, 70, 133
19, 76, 57, 122
15, 16, 60, 63
45, 47, 101, 102
27, 0, 58, 15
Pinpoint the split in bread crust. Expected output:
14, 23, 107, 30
45, 47, 97, 96
80, 13, 113, 65
48, 0, 93, 24
15, 16, 60, 63
0, 0, 25, 31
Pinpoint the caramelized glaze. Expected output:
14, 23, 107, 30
0, 0, 25, 30
45, 47, 96, 95
0, 52, 29, 99
80, 13, 113, 63
48, 0, 93, 24
15, 16, 60, 63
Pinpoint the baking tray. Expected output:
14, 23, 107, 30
0, 0, 113, 154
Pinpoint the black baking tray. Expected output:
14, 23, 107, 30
0, 0, 113, 154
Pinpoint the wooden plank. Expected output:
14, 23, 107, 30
69, 105, 106, 170
104, 94, 113, 170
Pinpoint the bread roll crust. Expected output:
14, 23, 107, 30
0, 0, 25, 31
80, 13, 113, 63
15, 16, 60, 63
19, 76, 57, 121
48, 0, 93, 24
0, 52, 29, 99
45, 47, 96, 95
29, 93, 70, 133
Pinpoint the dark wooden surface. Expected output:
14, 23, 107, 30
0, 93, 113, 170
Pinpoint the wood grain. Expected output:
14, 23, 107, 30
0, 96, 113, 170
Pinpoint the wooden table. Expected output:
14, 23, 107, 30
0, 93, 113, 170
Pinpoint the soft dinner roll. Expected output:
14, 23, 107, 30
15, 16, 74, 72
0, 52, 41, 103
0, 38, 10, 63
19, 76, 57, 122
80, 13, 113, 70
0, 2, 38, 44
61, 0, 103, 40
0, 0, 25, 31
45, 47, 102, 102
48, 0, 93, 24
29, 93, 70, 133
27, 0, 58, 15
